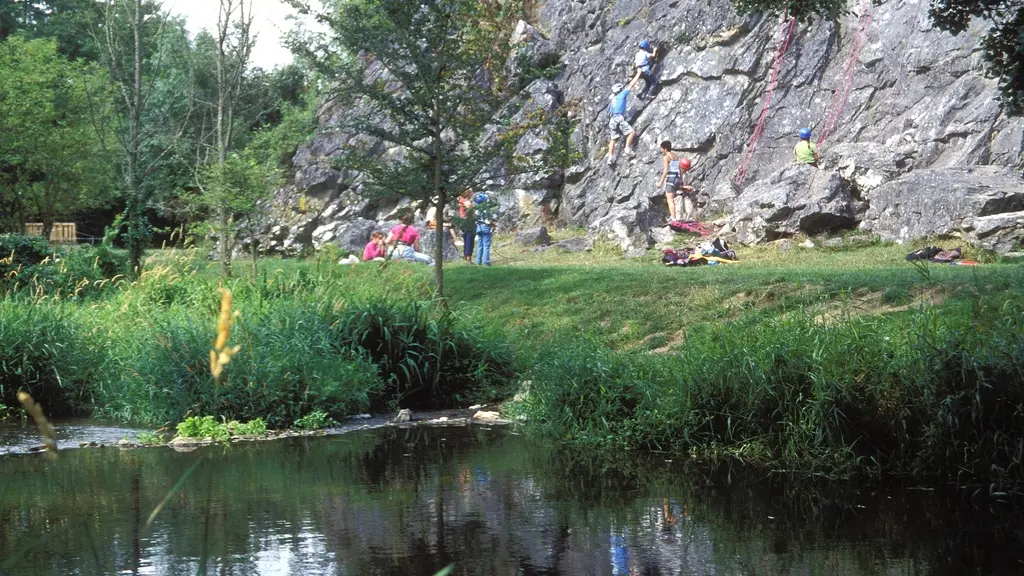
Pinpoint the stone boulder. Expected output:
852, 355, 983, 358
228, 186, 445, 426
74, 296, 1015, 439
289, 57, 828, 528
515, 226, 551, 246
419, 229, 460, 261
726, 164, 859, 244
820, 143, 914, 196
334, 218, 378, 254
550, 236, 594, 253
860, 166, 1024, 252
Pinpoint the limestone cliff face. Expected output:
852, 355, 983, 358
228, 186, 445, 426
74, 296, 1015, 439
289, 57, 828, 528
263, 0, 1024, 256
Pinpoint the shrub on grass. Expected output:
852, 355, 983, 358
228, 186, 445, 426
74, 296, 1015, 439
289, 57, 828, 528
93, 302, 384, 427
520, 302, 1024, 481
0, 302, 96, 416
326, 301, 517, 409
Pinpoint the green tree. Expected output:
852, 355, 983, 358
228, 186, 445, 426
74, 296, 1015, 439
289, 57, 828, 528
93, 0, 186, 273
286, 0, 570, 300
187, 149, 281, 273
0, 35, 114, 237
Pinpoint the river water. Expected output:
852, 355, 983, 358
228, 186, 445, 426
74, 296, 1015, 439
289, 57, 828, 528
0, 423, 1021, 575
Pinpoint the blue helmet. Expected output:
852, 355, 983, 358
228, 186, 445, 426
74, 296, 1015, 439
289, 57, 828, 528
638, 40, 651, 51
473, 193, 489, 205
799, 127, 812, 139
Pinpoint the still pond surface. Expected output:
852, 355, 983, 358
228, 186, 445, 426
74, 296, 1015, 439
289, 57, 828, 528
0, 423, 1021, 575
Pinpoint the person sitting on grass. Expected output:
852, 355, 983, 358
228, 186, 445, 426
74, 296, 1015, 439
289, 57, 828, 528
385, 213, 433, 265
362, 231, 387, 262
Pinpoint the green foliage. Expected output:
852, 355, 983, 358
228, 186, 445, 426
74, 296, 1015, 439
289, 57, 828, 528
327, 301, 517, 409
0, 234, 52, 267
518, 299, 1024, 481
0, 235, 129, 299
0, 302, 96, 416
135, 431, 165, 446
228, 417, 267, 436
176, 416, 231, 441
0, 36, 114, 233
288, 0, 568, 295
174, 416, 267, 441
294, 410, 339, 430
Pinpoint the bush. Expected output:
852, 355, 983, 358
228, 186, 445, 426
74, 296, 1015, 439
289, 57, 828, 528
294, 410, 339, 430
93, 301, 385, 427
520, 302, 1024, 481
0, 302, 96, 416
326, 301, 517, 410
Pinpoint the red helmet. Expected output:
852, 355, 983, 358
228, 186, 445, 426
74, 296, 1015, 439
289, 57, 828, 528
680, 158, 692, 171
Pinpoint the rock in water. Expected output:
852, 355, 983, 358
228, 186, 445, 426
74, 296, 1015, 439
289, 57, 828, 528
473, 411, 501, 423
393, 409, 412, 423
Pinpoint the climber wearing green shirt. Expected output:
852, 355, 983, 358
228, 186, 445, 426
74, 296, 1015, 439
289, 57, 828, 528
794, 128, 819, 166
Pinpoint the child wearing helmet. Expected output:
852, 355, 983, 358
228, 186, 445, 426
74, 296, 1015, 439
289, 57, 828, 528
634, 40, 658, 100
606, 69, 643, 166
473, 193, 495, 266
794, 128, 819, 166
658, 141, 696, 223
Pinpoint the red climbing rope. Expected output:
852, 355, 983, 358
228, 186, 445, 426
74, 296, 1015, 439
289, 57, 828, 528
817, 0, 874, 146
733, 17, 797, 189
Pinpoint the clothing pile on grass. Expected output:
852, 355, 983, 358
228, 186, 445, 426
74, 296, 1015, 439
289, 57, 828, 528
663, 238, 738, 267
667, 220, 712, 236
905, 246, 979, 266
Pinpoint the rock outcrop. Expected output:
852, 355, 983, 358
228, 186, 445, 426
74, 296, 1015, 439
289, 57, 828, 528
860, 166, 1024, 252
257, 0, 1024, 255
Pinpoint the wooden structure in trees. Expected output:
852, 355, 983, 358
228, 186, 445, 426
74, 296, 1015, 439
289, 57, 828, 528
24, 223, 77, 244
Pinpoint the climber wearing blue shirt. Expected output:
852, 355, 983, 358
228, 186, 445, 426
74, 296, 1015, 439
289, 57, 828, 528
607, 69, 643, 166
634, 40, 658, 99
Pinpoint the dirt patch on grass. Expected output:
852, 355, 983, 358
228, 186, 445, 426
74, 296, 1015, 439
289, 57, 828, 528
723, 284, 822, 318
812, 287, 947, 325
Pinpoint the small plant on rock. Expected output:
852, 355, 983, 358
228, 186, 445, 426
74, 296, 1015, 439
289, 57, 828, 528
228, 418, 267, 436
294, 410, 338, 430
176, 416, 230, 441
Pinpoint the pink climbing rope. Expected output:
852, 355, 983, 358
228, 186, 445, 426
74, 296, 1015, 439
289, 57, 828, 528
817, 0, 874, 146
733, 17, 797, 189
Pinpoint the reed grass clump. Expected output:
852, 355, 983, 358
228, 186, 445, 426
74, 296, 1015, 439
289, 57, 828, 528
519, 298, 1024, 482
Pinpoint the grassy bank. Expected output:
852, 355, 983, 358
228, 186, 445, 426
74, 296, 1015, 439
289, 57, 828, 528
3, 237, 1024, 483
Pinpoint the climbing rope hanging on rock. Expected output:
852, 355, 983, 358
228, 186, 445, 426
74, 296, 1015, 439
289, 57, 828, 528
733, 17, 797, 189
816, 0, 874, 147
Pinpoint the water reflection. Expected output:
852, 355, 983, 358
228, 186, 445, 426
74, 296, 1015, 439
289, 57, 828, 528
0, 425, 1021, 575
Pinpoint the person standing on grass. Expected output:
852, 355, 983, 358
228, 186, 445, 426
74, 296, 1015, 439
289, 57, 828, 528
458, 188, 476, 263
473, 192, 495, 266
385, 213, 433, 265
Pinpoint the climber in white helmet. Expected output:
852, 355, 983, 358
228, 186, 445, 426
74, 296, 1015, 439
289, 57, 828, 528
606, 69, 643, 166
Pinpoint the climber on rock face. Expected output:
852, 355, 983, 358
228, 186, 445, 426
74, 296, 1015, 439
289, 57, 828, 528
794, 128, 819, 167
635, 40, 658, 100
606, 69, 643, 166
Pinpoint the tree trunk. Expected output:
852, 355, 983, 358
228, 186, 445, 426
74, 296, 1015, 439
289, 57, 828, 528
127, 0, 144, 275
432, 104, 446, 303
219, 207, 232, 278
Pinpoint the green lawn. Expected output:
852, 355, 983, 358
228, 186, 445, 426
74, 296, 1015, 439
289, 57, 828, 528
198, 236, 1022, 351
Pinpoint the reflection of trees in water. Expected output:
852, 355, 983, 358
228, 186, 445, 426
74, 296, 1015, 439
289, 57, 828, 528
0, 427, 1022, 575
